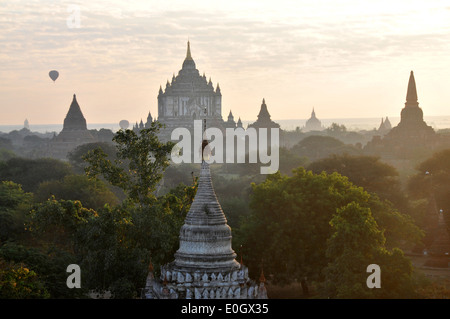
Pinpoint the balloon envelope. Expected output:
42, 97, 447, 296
119, 120, 129, 129
49, 70, 59, 82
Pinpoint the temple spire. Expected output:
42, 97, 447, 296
258, 98, 271, 121
63, 94, 87, 131
405, 70, 418, 107
182, 41, 196, 70
186, 40, 192, 60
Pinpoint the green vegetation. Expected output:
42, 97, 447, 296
0, 157, 72, 193
83, 121, 174, 206
0, 124, 189, 298
0, 123, 449, 299
324, 202, 415, 298
235, 168, 421, 298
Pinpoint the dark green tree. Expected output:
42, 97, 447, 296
408, 149, 450, 214
0, 181, 32, 242
407, 149, 450, 248
34, 174, 119, 210
237, 168, 421, 296
0, 259, 50, 299
308, 154, 409, 214
70, 123, 196, 296
83, 122, 174, 206
74, 204, 146, 298
28, 197, 97, 252
74, 181, 196, 297
323, 202, 384, 298
0, 157, 72, 193
237, 168, 369, 291
0, 242, 84, 298
323, 202, 415, 298
67, 142, 117, 174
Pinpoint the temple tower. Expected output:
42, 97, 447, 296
225, 110, 237, 128
62, 94, 88, 131
364, 71, 437, 157
156, 41, 229, 141
389, 71, 435, 138
248, 98, 280, 129
50, 94, 95, 159
377, 117, 392, 135
142, 115, 267, 299
145, 111, 153, 128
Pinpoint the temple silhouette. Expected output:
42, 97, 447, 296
155, 41, 230, 141
49, 94, 96, 159
364, 71, 440, 158
303, 108, 323, 132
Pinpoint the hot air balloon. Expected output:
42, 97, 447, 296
119, 120, 129, 130
49, 70, 59, 82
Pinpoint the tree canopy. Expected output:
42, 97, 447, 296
34, 174, 119, 210
308, 154, 408, 211
83, 123, 174, 205
236, 167, 421, 297
324, 202, 415, 298
0, 157, 72, 193
290, 135, 361, 162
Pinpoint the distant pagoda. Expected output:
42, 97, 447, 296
364, 71, 438, 157
132, 111, 154, 132
248, 98, 280, 129
224, 110, 237, 129
303, 108, 323, 132
50, 94, 95, 159
385, 71, 435, 141
62, 94, 89, 131
142, 115, 267, 299
377, 117, 392, 135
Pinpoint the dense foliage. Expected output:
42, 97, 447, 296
235, 167, 422, 297
0, 124, 448, 298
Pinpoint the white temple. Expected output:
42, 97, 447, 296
142, 116, 267, 299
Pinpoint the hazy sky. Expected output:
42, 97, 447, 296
1, 0, 450, 125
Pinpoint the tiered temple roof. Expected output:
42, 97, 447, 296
156, 41, 230, 141
248, 98, 280, 129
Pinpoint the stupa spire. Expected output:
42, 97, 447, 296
405, 70, 418, 107
186, 40, 192, 60
182, 40, 196, 70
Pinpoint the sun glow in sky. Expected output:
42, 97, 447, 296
1, 0, 450, 125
